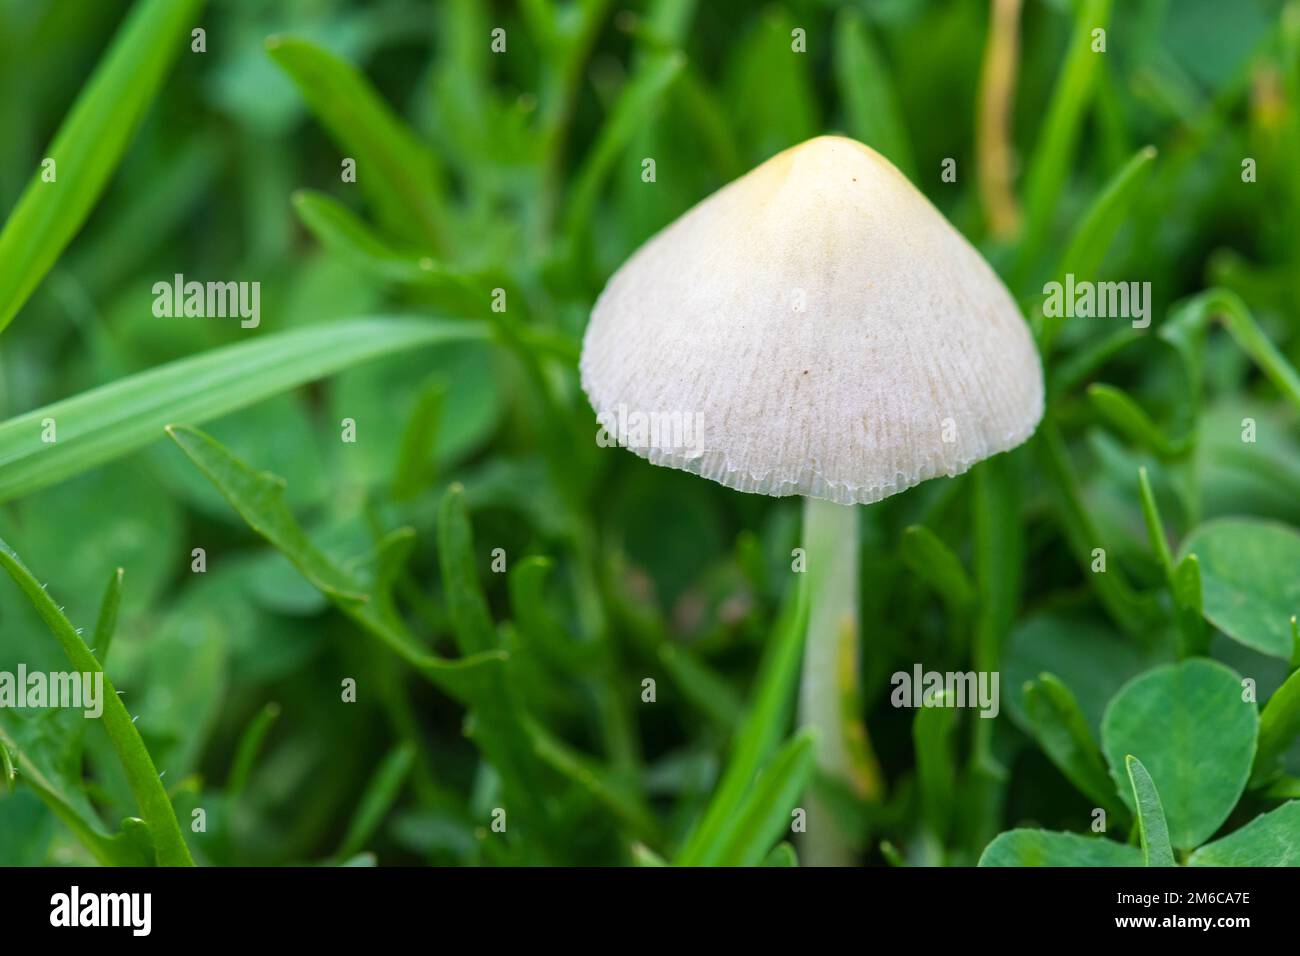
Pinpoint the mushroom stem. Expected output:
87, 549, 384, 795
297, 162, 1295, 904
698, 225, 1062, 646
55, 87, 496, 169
798, 496, 881, 866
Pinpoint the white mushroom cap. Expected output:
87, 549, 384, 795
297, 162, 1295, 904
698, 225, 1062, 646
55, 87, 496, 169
580, 135, 1044, 506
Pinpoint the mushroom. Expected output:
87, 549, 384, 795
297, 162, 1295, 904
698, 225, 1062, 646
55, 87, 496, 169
581, 134, 1044, 863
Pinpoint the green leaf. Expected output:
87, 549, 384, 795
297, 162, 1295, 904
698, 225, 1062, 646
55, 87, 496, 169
914, 690, 958, 840
168, 428, 364, 605
508, 556, 602, 672
1035, 419, 1156, 635
1172, 554, 1204, 625
1160, 289, 1300, 417
266, 36, 449, 252
675, 570, 810, 865
0, 715, 153, 867
437, 484, 498, 656
713, 730, 816, 867
0, 318, 488, 504
226, 702, 281, 802
327, 339, 505, 489
433, 487, 554, 844
168, 427, 550, 848
970, 455, 1022, 802
0, 737, 13, 794
1014, 0, 1115, 287
900, 525, 974, 610
1101, 659, 1258, 849
630, 843, 667, 866
723, 8, 819, 164
1189, 801, 1300, 866
1005, 613, 1166, 735
391, 376, 446, 501
0, 538, 192, 865
1254, 668, 1300, 784
1050, 327, 1144, 398
1039, 146, 1157, 351
833, 9, 916, 180
761, 842, 799, 867
1055, 146, 1158, 283
563, 50, 684, 237
165, 425, 505, 704
657, 643, 745, 733
1087, 384, 1191, 459
333, 743, 415, 861
1136, 466, 1174, 577
1024, 674, 1124, 814
1125, 755, 1175, 867
0, 704, 127, 865
1137, 466, 1206, 655
0, 0, 206, 334
0, 791, 55, 865
91, 567, 124, 663
289, 190, 434, 283
979, 830, 1142, 867
525, 718, 658, 843
1179, 518, 1300, 660
291, 191, 489, 305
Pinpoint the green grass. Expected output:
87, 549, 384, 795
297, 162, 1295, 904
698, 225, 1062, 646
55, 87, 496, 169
0, 0, 1299, 868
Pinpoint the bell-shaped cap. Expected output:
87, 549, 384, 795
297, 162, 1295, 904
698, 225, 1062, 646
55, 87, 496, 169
580, 135, 1044, 506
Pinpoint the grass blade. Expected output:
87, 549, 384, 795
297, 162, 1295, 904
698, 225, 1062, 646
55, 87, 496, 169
1125, 754, 1175, 866
509, 556, 603, 672
1054, 145, 1158, 283
92, 566, 125, 662
291, 190, 491, 305
900, 524, 975, 610
525, 718, 659, 843
0, 723, 151, 866
0, 0, 206, 334
674, 571, 810, 865
714, 730, 817, 866
437, 484, 498, 656
1087, 383, 1192, 459
267, 36, 449, 252
562, 50, 684, 239
1254, 668, 1300, 785
391, 376, 447, 502
1024, 674, 1123, 815
0, 737, 12, 795
0, 318, 487, 504
631, 843, 667, 866
226, 703, 281, 803
434, 485, 554, 845
291, 190, 435, 283
1039, 145, 1158, 351
1137, 466, 1206, 655
833, 9, 916, 181
0, 538, 194, 865
761, 842, 799, 867
1034, 418, 1156, 636
1014, 0, 1115, 288
1161, 289, 1300, 415
333, 743, 416, 861
914, 690, 958, 841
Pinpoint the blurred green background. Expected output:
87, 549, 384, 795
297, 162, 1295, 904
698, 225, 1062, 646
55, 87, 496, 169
0, 0, 1298, 867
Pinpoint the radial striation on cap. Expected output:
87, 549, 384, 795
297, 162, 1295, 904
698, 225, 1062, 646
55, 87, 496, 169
580, 135, 1045, 506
